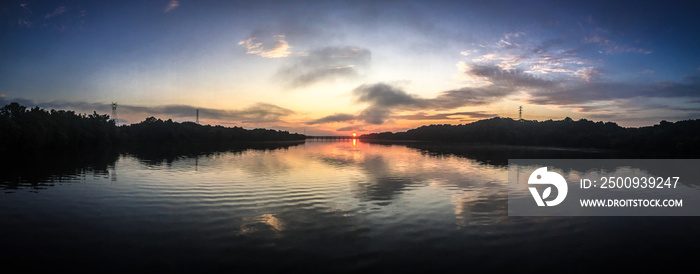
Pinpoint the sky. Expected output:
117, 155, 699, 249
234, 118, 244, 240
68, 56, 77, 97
1, 0, 700, 135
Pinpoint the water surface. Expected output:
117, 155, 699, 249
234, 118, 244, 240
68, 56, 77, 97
0, 140, 696, 272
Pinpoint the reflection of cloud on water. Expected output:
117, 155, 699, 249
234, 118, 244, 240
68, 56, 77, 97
232, 206, 372, 261
451, 190, 508, 228
354, 155, 419, 205
239, 213, 285, 236
310, 147, 506, 217
308, 142, 513, 211
292, 142, 524, 227
235, 151, 292, 177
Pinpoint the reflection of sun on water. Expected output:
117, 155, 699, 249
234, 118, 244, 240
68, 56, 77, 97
352, 139, 356, 146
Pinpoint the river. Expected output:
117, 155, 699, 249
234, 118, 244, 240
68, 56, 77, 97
0, 140, 696, 272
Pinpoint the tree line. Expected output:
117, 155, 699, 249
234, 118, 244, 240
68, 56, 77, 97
0, 102, 304, 152
361, 117, 700, 155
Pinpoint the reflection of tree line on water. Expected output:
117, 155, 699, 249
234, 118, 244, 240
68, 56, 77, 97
0, 142, 304, 190
4, 139, 699, 190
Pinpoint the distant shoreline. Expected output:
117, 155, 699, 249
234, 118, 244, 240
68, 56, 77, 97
359, 117, 700, 156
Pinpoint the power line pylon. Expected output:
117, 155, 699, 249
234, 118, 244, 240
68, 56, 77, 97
518, 106, 523, 120
111, 102, 118, 125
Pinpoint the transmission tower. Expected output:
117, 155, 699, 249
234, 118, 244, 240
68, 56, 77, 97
196, 109, 199, 124
518, 105, 523, 120
111, 102, 118, 125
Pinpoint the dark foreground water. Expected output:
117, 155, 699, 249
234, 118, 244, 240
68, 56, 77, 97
1, 140, 698, 272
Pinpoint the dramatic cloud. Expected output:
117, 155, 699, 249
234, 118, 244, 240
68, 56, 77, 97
449, 28, 699, 124
321, 50, 698, 127
351, 83, 426, 125
353, 83, 425, 108
460, 31, 599, 82
358, 106, 392, 125
456, 37, 700, 119
238, 35, 291, 58
164, 0, 179, 13
307, 81, 516, 125
278, 46, 370, 87
460, 57, 700, 107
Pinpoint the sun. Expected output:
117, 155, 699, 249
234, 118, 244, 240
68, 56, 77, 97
352, 132, 357, 138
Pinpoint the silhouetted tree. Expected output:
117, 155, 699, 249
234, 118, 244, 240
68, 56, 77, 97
360, 117, 700, 156
0, 102, 304, 152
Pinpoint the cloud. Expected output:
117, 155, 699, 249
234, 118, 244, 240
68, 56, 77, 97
426, 86, 515, 109
584, 35, 652, 55
0, 98, 295, 124
527, 82, 637, 105
460, 49, 477, 56
352, 83, 425, 108
336, 126, 365, 132
17, 18, 32, 27
44, 6, 66, 19
584, 35, 611, 45
397, 111, 497, 120
466, 64, 556, 89
357, 106, 392, 125
238, 35, 291, 58
320, 81, 516, 125
496, 32, 525, 49
352, 83, 428, 124
527, 75, 700, 105
464, 39, 594, 78
277, 46, 370, 87
575, 67, 604, 82
304, 62, 699, 127
451, 30, 697, 125
306, 113, 356, 125
122, 102, 294, 123
568, 98, 700, 126
304, 83, 413, 125
457, 38, 699, 115
164, 0, 179, 13
532, 38, 565, 54
470, 53, 525, 70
